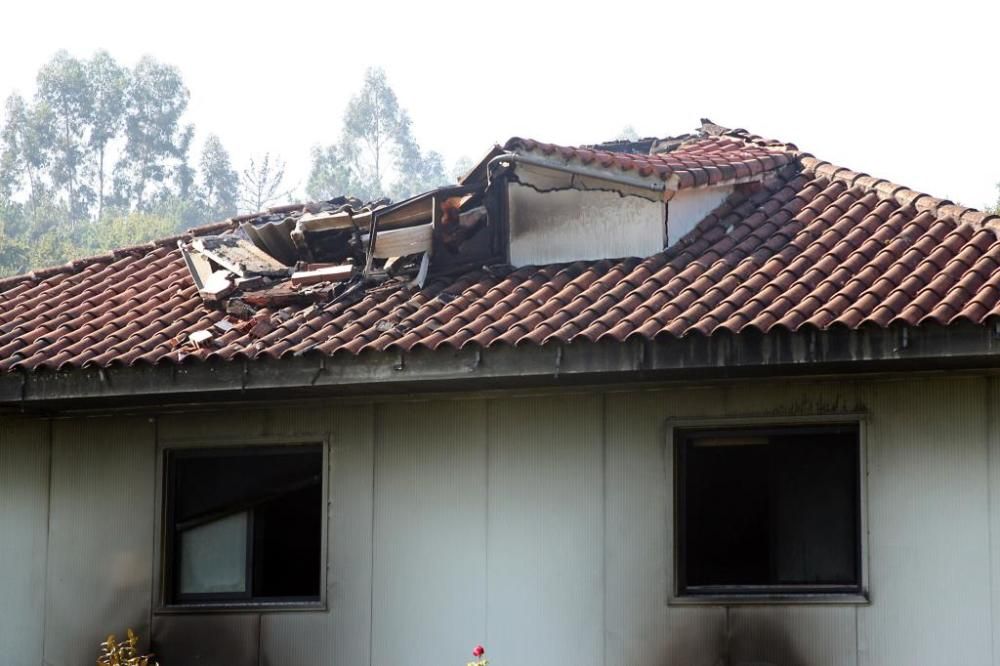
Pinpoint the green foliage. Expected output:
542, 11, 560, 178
306, 143, 363, 202
1, 55, 455, 278
87, 50, 128, 220
88, 208, 180, 250
307, 66, 449, 203
113, 56, 191, 211
37, 50, 94, 222
199, 134, 239, 221
0, 51, 240, 276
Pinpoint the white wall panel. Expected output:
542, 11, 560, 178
44, 416, 156, 666
0, 418, 49, 666
372, 399, 488, 666
857, 377, 992, 666
508, 180, 665, 265
11, 373, 1000, 666
991, 377, 1000, 666
487, 395, 604, 666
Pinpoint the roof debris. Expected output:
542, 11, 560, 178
187, 330, 214, 348
175, 184, 495, 339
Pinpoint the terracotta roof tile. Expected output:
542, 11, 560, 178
4, 127, 1000, 373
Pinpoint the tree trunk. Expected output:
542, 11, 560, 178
64, 117, 76, 222
97, 147, 105, 221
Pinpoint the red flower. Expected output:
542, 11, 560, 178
472, 645, 485, 657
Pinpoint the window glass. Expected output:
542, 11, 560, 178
166, 445, 323, 605
179, 511, 248, 595
677, 424, 860, 595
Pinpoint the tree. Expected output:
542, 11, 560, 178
0, 202, 30, 276
392, 132, 447, 199
87, 51, 128, 221
305, 144, 363, 202
451, 155, 475, 182
1, 93, 56, 226
87, 209, 180, 251
341, 67, 406, 196
239, 153, 293, 213
199, 134, 239, 221
113, 56, 190, 211
307, 67, 448, 202
36, 50, 93, 222
619, 124, 640, 141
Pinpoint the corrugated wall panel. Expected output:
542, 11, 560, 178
152, 613, 259, 665
157, 408, 270, 440
372, 399, 487, 666
44, 416, 156, 666
0, 418, 49, 666
857, 377, 992, 666
260, 403, 375, 666
260, 612, 334, 666
728, 606, 857, 666
989, 377, 1000, 666
605, 389, 727, 666
487, 394, 604, 666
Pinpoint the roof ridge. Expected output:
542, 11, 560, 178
0, 203, 313, 293
798, 155, 1000, 231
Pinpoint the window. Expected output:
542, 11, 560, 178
675, 423, 861, 598
163, 445, 323, 606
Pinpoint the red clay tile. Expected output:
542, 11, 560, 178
5, 129, 1000, 371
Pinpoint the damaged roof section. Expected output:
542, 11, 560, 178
176, 186, 493, 350
8, 118, 1000, 375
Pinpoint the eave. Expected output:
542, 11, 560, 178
3, 322, 1000, 414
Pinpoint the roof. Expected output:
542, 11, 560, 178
505, 127, 795, 191
4, 121, 1000, 375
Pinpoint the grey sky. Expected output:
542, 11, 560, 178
3, 0, 996, 208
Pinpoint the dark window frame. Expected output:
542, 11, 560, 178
162, 443, 325, 609
674, 422, 864, 600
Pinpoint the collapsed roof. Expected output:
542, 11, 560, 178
3, 119, 1000, 375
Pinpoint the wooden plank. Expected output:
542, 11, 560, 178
290, 264, 354, 287
296, 210, 358, 232
179, 242, 213, 290
371, 223, 433, 258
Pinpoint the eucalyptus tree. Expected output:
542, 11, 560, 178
199, 134, 239, 221
307, 66, 449, 202
86, 51, 128, 221
114, 56, 191, 211
36, 50, 93, 222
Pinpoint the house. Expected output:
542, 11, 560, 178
2, 119, 1000, 666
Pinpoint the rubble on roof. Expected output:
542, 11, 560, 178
178, 185, 495, 333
